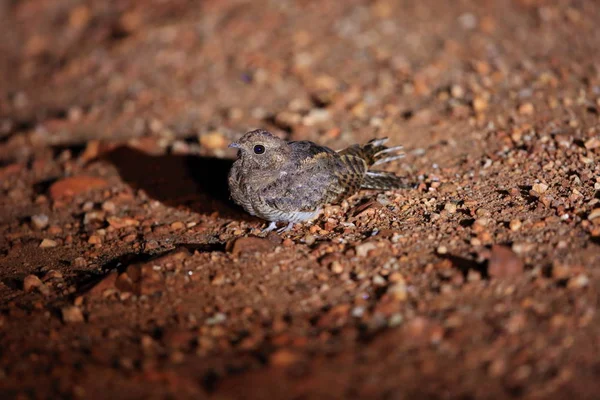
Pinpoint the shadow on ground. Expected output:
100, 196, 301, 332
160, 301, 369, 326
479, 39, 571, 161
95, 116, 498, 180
104, 146, 256, 221
441, 254, 489, 279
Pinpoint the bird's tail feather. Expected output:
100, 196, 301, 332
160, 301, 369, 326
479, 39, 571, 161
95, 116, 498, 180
338, 137, 404, 167
339, 138, 407, 190
361, 171, 408, 190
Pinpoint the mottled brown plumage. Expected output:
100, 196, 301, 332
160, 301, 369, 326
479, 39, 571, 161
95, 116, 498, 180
228, 129, 406, 232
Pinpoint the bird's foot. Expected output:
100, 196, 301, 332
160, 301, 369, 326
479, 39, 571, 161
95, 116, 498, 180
261, 221, 278, 233
262, 221, 295, 234
276, 222, 295, 233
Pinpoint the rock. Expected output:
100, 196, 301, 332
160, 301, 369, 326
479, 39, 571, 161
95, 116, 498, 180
170, 221, 185, 230
472, 96, 488, 112
450, 85, 465, 98
227, 237, 275, 256
387, 281, 408, 301
567, 274, 589, 290
83, 211, 105, 225
317, 304, 351, 327
506, 313, 526, 334
512, 242, 535, 255
488, 358, 507, 377
0, 163, 24, 179
444, 202, 457, 213
79, 140, 104, 163
30, 214, 49, 230
389, 313, 404, 327
107, 216, 140, 229
405, 317, 429, 339
270, 349, 302, 367
86, 272, 118, 297
518, 102, 534, 115
509, 219, 522, 231
303, 234, 316, 246
438, 183, 458, 194
488, 245, 524, 278
551, 264, 571, 280
205, 313, 227, 325
88, 235, 102, 244
355, 242, 377, 257
101, 201, 116, 213
23, 274, 48, 295
72, 257, 87, 268
275, 111, 302, 127
531, 183, 548, 194
200, 131, 227, 150
265, 232, 283, 245
303, 109, 331, 126
39, 239, 58, 248
44, 270, 63, 280
474, 218, 490, 227
330, 261, 344, 274
584, 137, 600, 150
373, 275, 386, 286
61, 306, 84, 323
122, 234, 137, 243
49, 176, 109, 200
588, 208, 600, 221
211, 273, 226, 286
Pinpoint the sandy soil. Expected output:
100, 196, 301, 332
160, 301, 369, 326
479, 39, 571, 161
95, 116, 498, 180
1, 0, 600, 398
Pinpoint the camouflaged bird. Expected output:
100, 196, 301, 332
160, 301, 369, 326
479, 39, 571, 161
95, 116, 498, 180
228, 129, 406, 233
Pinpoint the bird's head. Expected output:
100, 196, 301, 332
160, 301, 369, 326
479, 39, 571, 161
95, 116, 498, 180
229, 129, 290, 169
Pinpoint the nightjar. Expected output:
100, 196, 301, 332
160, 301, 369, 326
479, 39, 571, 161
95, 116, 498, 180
228, 129, 407, 233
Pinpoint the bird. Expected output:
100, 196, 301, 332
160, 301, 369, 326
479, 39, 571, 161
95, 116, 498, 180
228, 129, 407, 233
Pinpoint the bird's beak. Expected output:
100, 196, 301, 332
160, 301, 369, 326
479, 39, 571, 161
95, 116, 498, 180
228, 142, 240, 149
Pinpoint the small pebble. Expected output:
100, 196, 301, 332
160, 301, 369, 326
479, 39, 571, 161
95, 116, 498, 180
583, 137, 600, 150
270, 349, 301, 367
61, 306, 84, 323
509, 219, 522, 231
388, 313, 404, 327
31, 214, 49, 230
23, 275, 44, 293
387, 281, 407, 301
518, 103, 535, 115
372, 275, 386, 286
200, 131, 227, 150
170, 221, 185, 230
330, 261, 344, 274
355, 242, 377, 257
101, 201, 116, 213
304, 234, 316, 246
588, 208, 600, 221
39, 239, 58, 248
472, 96, 488, 112
88, 235, 102, 244
444, 203, 457, 214
568, 274, 589, 290
532, 183, 548, 194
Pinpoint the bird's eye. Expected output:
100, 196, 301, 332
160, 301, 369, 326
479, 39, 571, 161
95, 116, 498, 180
253, 144, 265, 154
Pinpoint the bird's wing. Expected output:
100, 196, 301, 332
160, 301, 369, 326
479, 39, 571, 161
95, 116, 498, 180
262, 147, 367, 213
288, 140, 336, 159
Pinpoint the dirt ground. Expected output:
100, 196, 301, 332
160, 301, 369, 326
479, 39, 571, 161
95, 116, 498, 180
1, 0, 600, 398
